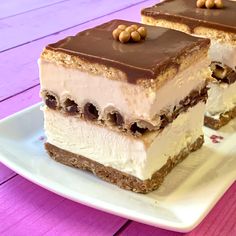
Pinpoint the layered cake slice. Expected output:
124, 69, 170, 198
39, 19, 211, 193
142, 0, 236, 129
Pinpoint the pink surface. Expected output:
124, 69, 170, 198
121, 183, 236, 236
0, 86, 40, 119
0, 176, 126, 236
0, 163, 16, 184
0, 0, 66, 19
0, 0, 144, 52
0, 0, 236, 235
0, 0, 158, 101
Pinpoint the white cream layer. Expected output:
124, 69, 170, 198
209, 40, 236, 71
192, 34, 236, 71
44, 102, 205, 180
39, 58, 209, 125
206, 81, 236, 117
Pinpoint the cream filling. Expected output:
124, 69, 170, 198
44, 102, 204, 180
206, 81, 236, 118
191, 33, 236, 70
39, 58, 209, 125
209, 40, 236, 71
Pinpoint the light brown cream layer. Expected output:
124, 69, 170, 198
39, 57, 210, 134
40, 45, 209, 89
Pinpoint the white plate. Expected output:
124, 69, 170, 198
0, 103, 235, 233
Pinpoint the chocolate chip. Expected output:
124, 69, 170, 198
64, 99, 79, 115
107, 112, 124, 127
160, 114, 169, 129
190, 99, 197, 106
180, 97, 190, 106
45, 94, 57, 109
212, 64, 227, 79
172, 111, 179, 120
211, 63, 236, 84
84, 103, 99, 120
130, 123, 148, 135
201, 86, 209, 97
223, 70, 236, 84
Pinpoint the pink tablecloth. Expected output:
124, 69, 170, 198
0, 0, 235, 235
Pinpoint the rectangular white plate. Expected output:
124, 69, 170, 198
0, 103, 235, 232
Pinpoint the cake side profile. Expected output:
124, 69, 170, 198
39, 19, 210, 193
141, 0, 236, 129
40, 19, 210, 135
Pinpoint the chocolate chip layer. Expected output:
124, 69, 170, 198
130, 123, 148, 136
43, 92, 59, 110
42, 86, 207, 136
45, 19, 209, 84
159, 86, 208, 129
84, 103, 99, 120
211, 62, 236, 84
64, 99, 79, 115
45, 95, 57, 110
107, 111, 124, 127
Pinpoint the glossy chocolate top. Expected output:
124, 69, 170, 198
47, 19, 209, 84
142, 0, 236, 34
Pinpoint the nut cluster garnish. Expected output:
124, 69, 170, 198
112, 24, 147, 43
196, 0, 224, 9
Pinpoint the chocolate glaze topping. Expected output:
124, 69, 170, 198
46, 19, 209, 84
142, 0, 236, 34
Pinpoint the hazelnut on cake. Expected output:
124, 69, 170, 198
39, 19, 211, 193
142, 0, 236, 129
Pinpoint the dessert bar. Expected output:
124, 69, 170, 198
142, 0, 236, 129
39, 19, 210, 193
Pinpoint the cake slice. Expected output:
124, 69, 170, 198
39, 19, 210, 193
142, 0, 236, 129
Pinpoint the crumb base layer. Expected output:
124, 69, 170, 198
204, 105, 236, 130
45, 136, 204, 193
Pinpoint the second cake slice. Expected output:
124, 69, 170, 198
142, 0, 236, 129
